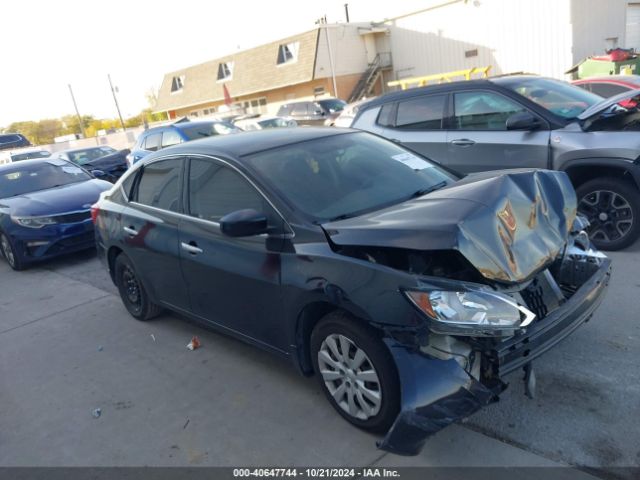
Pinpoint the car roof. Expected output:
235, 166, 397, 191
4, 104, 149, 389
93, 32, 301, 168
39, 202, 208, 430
153, 127, 355, 158
143, 120, 229, 134
574, 75, 640, 86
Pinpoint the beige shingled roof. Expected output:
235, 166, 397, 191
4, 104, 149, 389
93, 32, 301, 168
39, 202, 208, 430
154, 29, 320, 112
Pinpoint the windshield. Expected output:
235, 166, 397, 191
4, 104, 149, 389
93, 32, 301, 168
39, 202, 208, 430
497, 77, 603, 119
66, 147, 116, 165
318, 99, 347, 113
244, 132, 456, 222
0, 161, 91, 198
180, 122, 241, 140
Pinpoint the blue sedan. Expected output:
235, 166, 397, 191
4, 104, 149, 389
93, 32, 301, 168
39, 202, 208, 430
0, 158, 112, 270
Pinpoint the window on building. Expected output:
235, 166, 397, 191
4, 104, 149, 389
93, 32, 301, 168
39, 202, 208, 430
135, 159, 183, 212
171, 76, 185, 93
277, 42, 300, 65
396, 95, 446, 130
217, 62, 234, 81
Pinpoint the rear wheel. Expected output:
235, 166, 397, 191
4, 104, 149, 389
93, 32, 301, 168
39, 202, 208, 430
0, 233, 24, 271
114, 253, 163, 320
576, 178, 640, 251
310, 311, 400, 433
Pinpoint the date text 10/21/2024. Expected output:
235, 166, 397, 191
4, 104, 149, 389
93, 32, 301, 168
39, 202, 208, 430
232, 468, 400, 478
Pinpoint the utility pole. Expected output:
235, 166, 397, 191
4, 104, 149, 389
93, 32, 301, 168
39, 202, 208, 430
316, 16, 338, 98
108, 74, 126, 131
68, 84, 87, 138
344, 3, 350, 23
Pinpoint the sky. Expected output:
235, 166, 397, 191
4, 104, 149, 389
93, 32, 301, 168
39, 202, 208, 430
1, 0, 431, 128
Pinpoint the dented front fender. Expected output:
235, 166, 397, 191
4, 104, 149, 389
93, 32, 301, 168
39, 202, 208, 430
378, 339, 498, 456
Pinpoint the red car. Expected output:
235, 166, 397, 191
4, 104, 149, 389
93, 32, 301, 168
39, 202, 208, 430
573, 75, 640, 98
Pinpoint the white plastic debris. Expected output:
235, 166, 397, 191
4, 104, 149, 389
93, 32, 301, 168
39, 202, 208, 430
186, 336, 201, 351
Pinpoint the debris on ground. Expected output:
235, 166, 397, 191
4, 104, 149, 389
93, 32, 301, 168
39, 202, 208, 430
150, 334, 156, 342
183, 419, 190, 429
97, 346, 103, 352
92, 408, 102, 418
186, 336, 201, 351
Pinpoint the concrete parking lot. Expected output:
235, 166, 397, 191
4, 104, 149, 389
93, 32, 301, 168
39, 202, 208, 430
1, 244, 638, 479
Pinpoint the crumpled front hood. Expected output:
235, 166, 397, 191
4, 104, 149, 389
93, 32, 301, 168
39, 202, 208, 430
322, 169, 577, 283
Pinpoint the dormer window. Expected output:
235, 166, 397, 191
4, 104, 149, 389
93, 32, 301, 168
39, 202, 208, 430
277, 42, 299, 65
171, 75, 185, 93
217, 62, 234, 81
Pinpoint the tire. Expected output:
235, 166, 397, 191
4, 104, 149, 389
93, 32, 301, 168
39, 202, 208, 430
576, 177, 640, 251
114, 253, 163, 320
0, 233, 25, 271
310, 311, 400, 433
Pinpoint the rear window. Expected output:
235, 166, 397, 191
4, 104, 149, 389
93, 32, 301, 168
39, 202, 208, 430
318, 99, 347, 113
179, 122, 241, 140
396, 95, 446, 130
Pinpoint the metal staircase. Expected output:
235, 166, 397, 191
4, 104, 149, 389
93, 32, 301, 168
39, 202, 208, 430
348, 54, 383, 103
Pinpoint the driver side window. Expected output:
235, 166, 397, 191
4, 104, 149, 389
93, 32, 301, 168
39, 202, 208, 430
453, 91, 525, 130
187, 158, 265, 223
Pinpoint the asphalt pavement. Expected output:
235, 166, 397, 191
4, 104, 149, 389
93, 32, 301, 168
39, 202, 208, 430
0, 244, 638, 479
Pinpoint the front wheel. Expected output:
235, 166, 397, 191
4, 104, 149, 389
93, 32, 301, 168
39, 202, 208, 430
114, 253, 163, 320
0, 233, 25, 271
576, 178, 640, 251
310, 312, 400, 433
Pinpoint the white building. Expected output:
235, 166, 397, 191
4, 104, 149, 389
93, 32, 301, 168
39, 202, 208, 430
153, 0, 637, 118
383, 0, 638, 83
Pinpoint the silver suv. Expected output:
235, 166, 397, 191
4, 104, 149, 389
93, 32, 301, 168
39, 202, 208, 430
352, 75, 640, 250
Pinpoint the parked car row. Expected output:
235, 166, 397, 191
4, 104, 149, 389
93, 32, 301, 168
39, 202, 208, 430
0, 73, 631, 457
0, 113, 614, 457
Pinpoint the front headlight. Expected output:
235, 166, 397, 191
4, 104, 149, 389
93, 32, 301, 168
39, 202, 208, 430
404, 289, 535, 336
11, 215, 57, 228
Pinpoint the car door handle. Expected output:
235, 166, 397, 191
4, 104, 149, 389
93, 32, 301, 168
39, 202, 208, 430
123, 226, 138, 236
181, 241, 203, 255
450, 138, 476, 147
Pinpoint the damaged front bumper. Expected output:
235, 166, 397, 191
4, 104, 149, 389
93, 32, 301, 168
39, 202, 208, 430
378, 253, 611, 456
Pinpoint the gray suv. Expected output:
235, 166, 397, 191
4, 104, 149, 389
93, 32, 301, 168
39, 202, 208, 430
352, 75, 640, 250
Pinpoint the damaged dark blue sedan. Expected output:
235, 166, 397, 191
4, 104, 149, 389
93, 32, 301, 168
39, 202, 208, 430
93, 128, 611, 455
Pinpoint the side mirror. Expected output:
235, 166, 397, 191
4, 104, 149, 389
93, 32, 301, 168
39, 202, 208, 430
91, 169, 107, 178
220, 209, 268, 237
506, 112, 541, 131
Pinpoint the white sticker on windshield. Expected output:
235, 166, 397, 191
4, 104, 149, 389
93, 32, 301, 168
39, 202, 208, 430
391, 152, 433, 170
62, 166, 83, 174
